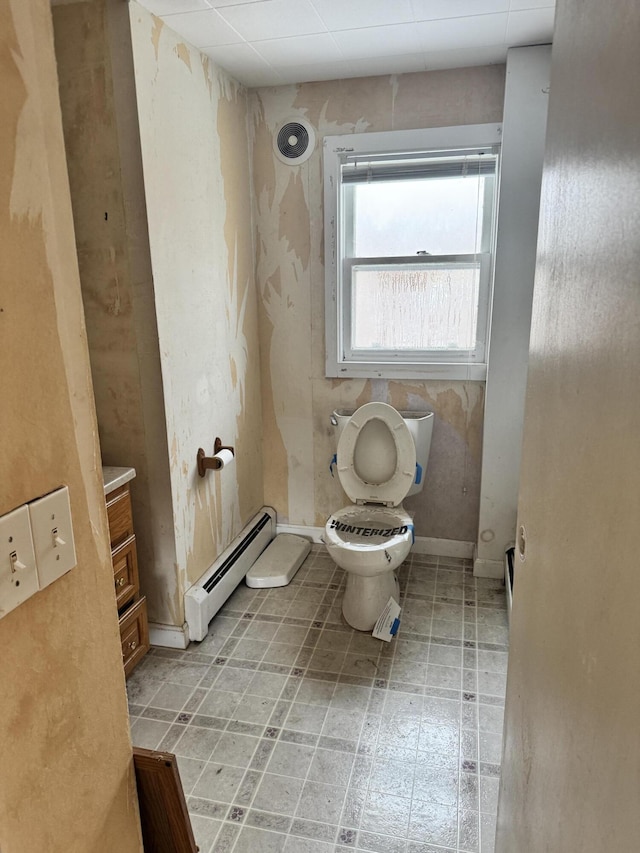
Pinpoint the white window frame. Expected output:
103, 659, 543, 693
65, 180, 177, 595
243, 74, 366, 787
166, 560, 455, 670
323, 123, 502, 381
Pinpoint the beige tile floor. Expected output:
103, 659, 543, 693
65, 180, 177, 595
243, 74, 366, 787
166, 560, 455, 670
128, 546, 508, 853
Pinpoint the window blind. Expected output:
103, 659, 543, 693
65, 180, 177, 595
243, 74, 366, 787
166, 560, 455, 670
341, 150, 498, 184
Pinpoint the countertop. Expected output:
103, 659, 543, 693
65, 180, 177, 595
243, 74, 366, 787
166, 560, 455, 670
102, 466, 136, 496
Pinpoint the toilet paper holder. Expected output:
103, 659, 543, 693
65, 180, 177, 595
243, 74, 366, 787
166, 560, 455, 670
197, 437, 235, 477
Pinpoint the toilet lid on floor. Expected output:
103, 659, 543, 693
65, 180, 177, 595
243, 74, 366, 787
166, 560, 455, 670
336, 402, 416, 506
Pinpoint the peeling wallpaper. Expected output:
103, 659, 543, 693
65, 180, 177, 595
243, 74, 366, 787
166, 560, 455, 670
251, 67, 504, 541
53, 0, 176, 627
129, 2, 263, 618
0, 0, 141, 848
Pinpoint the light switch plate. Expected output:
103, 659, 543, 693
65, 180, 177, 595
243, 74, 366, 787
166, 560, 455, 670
29, 486, 77, 589
0, 504, 39, 620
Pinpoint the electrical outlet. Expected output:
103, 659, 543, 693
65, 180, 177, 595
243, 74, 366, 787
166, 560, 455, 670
29, 486, 77, 590
0, 504, 39, 620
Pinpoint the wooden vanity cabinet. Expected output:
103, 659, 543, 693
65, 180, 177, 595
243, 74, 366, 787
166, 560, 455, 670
106, 482, 149, 676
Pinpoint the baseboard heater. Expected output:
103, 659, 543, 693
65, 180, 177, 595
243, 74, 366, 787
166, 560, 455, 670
185, 506, 276, 642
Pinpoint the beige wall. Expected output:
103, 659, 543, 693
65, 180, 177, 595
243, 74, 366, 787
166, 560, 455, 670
497, 0, 640, 848
52, 0, 177, 626
53, 2, 264, 628
129, 3, 264, 620
0, 0, 141, 850
251, 67, 504, 540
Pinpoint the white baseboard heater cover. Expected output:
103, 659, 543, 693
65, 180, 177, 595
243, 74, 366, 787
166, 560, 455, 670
185, 507, 276, 642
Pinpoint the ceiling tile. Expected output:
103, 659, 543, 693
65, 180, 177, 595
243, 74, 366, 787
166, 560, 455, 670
206, 0, 274, 6
160, 8, 242, 47
418, 12, 508, 51
141, 0, 209, 14
425, 44, 507, 69
509, 0, 555, 9
217, 0, 327, 41
136, 0, 555, 84
273, 59, 356, 84
202, 41, 276, 81
348, 52, 427, 77
412, 0, 509, 20
332, 23, 424, 60
253, 33, 343, 67
235, 67, 288, 87
506, 7, 555, 43
310, 0, 414, 31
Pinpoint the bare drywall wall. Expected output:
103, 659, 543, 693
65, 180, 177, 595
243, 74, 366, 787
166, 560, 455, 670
129, 2, 263, 620
52, 0, 177, 626
0, 0, 142, 849
497, 0, 640, 849
251, 67, 505, 541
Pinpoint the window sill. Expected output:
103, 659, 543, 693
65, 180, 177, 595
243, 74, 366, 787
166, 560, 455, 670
326, 361, 488, 382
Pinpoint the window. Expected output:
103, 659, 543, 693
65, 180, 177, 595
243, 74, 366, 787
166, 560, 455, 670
324, 124, 501, 380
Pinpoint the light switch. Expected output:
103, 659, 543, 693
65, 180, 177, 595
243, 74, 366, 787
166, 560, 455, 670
29, 486, 77, 589
0, 504, 39, 620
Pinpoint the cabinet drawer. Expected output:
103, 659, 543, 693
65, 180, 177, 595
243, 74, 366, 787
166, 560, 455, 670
119, 596, 149, 677
113, 536, 139, 612
106, 485, 134, 550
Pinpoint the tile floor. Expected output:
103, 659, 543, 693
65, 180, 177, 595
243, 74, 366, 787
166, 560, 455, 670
128, 546, 509, 853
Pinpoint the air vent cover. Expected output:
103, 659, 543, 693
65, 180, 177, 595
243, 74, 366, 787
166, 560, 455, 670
274, 118, 316, 165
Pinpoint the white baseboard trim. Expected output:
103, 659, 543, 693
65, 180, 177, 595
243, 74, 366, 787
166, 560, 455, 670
411, 537, 474, 559
276, 523, 473, 559
473, 557, 504, 579
148, 621, 190, 650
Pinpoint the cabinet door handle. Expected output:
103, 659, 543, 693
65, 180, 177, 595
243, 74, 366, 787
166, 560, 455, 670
128, 640, 137, 651
116, 577, 126, 588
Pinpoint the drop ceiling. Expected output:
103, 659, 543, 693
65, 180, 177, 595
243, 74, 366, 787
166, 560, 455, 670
137, 0, 555, 88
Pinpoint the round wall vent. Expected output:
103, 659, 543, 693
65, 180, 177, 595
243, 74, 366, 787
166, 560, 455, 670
274, 118, 316, 165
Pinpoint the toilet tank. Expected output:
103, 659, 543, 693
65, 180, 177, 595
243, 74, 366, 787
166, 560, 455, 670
332, 408, 434, 498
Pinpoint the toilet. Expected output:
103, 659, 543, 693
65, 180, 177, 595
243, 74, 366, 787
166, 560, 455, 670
324, 402, 434, 631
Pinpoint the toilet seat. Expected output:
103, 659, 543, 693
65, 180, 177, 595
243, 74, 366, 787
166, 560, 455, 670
336, 402, 416, 507
324, 505, 413, 575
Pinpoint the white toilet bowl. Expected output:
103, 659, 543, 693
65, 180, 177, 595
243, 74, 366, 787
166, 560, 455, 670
324, 505, 413, 631
324, 402, 430, 632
